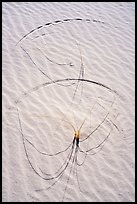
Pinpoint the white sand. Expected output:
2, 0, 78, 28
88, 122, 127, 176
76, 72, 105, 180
2, 2, 135, 202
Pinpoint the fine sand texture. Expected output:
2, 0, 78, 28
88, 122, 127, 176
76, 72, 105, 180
2, 2, 135, 202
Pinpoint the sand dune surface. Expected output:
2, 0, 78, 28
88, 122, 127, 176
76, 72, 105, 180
2, 2, 135, 202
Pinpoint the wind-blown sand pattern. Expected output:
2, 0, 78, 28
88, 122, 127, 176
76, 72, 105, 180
2, 2, 135, 202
